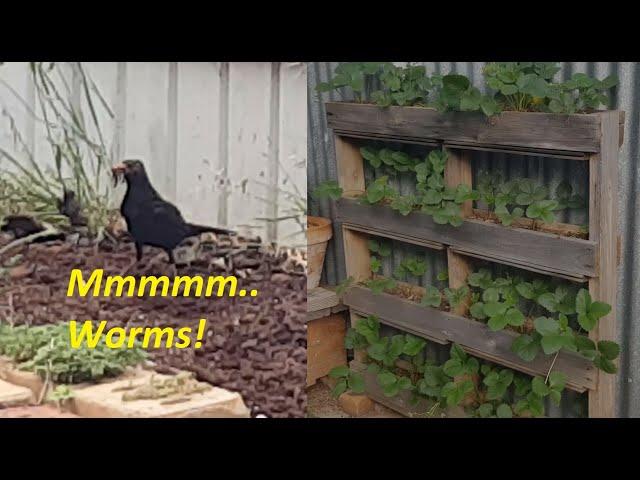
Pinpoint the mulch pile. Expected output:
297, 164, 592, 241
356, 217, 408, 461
0, 234, 307, 418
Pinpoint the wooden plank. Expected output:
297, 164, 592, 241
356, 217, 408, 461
336, 131, 440, 149
588, 111, 620, 418
449, 247, 588, 283
336, 198, 597, 278
307, 313, 347, 387
335, 135, 365, 195
343, 285, 595, 392
342, 223, 444, 251
327, 102, 604, 153
447, 249, 472, 316
443, 142, 587, 161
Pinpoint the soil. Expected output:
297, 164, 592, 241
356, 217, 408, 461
0, 233, 307, 418
306, 382, 402, 418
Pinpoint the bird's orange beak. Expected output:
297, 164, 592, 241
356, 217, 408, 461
112, 163, 128, 187
111, 163, 128, 174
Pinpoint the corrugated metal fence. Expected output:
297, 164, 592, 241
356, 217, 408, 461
0, 62, 307, 247
308, 62, 639, 417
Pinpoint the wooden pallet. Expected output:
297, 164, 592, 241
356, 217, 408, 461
329, 103, 623, 418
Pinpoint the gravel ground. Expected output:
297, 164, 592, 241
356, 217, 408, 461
306, 381, 402, 418
0, 234, 307, 418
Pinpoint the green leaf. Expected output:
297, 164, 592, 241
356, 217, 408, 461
349, 372, 365, 394
534, 317, 559, 336
594, 355, 617, 374
496, 403, 513, 418
329, 365, 350, 379
548, 371, 566, 391
597, 340, 620, 360
403, 335, 426, 356
531, 377, 549, 397
512, 334, 541, 362
360, 147, 381, 169
482, 288, 500, 303
477, 403, 494, 418
421, 285, 442, 308
312, 180, 343, 201
370, 256, 382, 274
332, 378, 348, 398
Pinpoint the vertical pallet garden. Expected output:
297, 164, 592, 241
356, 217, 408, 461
327, 103, 624, 418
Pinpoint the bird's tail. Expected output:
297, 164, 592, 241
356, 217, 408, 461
186, 223, 236, 237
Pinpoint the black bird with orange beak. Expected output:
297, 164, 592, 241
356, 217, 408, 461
112, 159, 235, 271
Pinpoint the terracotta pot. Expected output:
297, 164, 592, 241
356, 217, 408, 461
307, 216, 333, 290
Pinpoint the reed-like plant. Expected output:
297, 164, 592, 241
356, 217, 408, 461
0, 62, 114, 236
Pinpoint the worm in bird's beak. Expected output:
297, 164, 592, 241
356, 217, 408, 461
111, 163, 127, 187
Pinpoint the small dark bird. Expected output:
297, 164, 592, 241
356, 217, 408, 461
57, 189, 88, 227
0, 215, 64, 242
112, 159, 234, 270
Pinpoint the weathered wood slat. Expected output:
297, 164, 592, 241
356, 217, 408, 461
327, 102, 606, 153
344, 286, 596, 392
336, 198, 596, 278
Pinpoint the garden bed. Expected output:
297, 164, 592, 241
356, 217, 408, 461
327, 102, 624, 154
337, 198, 596, 279
343, 285, 595, 392
0, 235, 307, 418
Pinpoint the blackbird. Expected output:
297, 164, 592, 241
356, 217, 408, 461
112, 159, 235, 269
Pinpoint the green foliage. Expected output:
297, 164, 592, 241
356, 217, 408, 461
315, 62, 385, 101
368, 239, 392, 257
484, 62, 617, 114
0, 323, 147, 384
0, 62, 115, 236
576, 289, 611, 331
364, 276, 397, 295
319, 62, 617, 116
312, 180, 343, 201
393, 256, 427, 279
328, 365, 366, 397
362, 176, 395, 205
335, 276, 354, 297
370, 256, 382, 274
420, 285, 442, 308
444, 285, 469, 309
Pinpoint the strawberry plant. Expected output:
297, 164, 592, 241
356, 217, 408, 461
371, 63, 432, 107
368, 238, 392, 257
315, 62, 385, 102
420, 285, 442, 308
393, 256, 427, 279
328, 365, 365, 397
0, 323, 147, 383
312, 180, 343, 201
444, 285, 470, 310
364, 276, 397, 295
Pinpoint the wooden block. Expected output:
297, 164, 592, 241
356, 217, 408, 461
71, 372, 250, 418
308, 287, 340, 313
0, 356, 44, 400
0, 379, 33, 408
338, 392, 374, 417
307, 313, 347, 386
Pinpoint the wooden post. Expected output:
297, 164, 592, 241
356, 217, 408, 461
588, 112, 620, 418
335, 135, 365, 196
444, 147, 473, 217
444, 146, 473, 315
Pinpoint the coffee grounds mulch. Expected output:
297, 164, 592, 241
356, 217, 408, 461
0, 236, 307, 418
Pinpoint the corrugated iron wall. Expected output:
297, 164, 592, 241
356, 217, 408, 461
308, 62, 639, 417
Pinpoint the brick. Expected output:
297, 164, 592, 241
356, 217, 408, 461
0, 379, 33, 407
71, 371, 251, 418
0, 405, 79, 418
338, 392, 374, 417
307, 313, 347, 386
